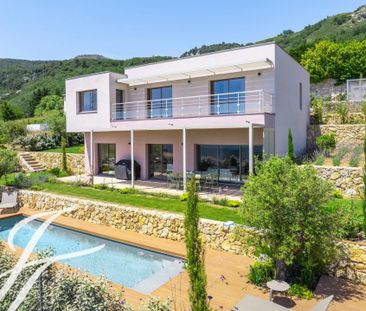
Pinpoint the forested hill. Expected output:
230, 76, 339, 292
181, 5, 366, 59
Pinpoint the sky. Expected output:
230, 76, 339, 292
0, 0, 365, 60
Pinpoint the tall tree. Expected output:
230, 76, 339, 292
0, 102, 17, 121
184, 178, 210, 311
287, 128, 295, 162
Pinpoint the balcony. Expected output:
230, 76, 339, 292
111, 90, 273, 122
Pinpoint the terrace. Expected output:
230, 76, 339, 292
111, 90, 273, 122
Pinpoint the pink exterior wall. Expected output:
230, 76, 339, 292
84, 128, 263, 180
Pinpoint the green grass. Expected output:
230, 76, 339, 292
43, 145, 84, 154
324, 197, 364, 221
40, 182, 244, 223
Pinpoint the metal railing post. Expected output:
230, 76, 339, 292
237, 92, 240, 114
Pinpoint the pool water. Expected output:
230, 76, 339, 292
0, 216, 183, 293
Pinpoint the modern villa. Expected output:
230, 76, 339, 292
65, 42, 310, 189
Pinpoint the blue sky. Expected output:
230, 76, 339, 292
0, 0, 365, 60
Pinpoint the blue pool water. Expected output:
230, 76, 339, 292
0, 216, 183, 293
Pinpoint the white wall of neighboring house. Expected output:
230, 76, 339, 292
274, 45, 310, 155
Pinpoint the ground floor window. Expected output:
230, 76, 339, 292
98, 144, 116, 175
148, 144, 173, 179
196, 144, 263, 183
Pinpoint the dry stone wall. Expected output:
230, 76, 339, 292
28, 152, 85, 175
307, 124, 365, 151
18, 191, 243, 254
328, 241, 366, 285
314, 165, 364, 197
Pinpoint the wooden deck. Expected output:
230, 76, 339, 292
1, 209, 366, 310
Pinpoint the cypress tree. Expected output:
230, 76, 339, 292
287, 128, 295, 162
184, 178, 210, 311
61, 136, 68, 173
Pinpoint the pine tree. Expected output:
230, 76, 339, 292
0, 102, 16, 121
184, 178, 210, 311
287, 128, 295, 162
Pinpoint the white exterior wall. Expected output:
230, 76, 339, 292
274, 45, 310, 155
65, 72, 126, 133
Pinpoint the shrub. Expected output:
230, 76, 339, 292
316, 133, 336, 156
34, 95, 64, 116
311, 98, 324, 124
15, 132, 60, 151
335, 102, 349, 124
288, 284, 314, 300
138, 297, 171, 311
120, 187, 135, 194
227, 200, 240, 207
12, 173, 32, 188
180, 192, 189, 201
333, 190, 343, 199
314, 152, 325, 165
94, 183, 109, 190
248, 260, 274, 286
239, 157, 341, 287
49, 167, 68, 177
0, 148, 18, 180
78, 145, 85, 153
332, 146, 348, 166
287, 129, 295, 162
30, 184, 43, 191
349, 146, 362, 167
212, 196, 228, 206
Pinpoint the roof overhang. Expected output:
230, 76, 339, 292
117, 58, 273, 86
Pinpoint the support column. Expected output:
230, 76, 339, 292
249, 123, 254, 174
130, 129, 135, 188
90, 130, 94, 175
182, 128, 187, 192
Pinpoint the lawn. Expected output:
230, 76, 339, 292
39, 182, 244, 223
0, 172, 363, 226
43, 145, 84, 154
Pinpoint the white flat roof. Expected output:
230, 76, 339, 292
117, 58, 273, 86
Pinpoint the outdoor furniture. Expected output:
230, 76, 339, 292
267, 280, 290, 301
0, 191, 18, 214
235, 295, 334, 311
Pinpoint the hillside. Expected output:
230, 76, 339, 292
0, 56, 172, 115
181, 5, 366, 59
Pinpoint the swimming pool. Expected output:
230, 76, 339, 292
0, 216, 184, 294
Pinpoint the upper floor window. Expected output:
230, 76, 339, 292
79, 90, 97, 113
211, 78, 245, 115
116, 89, 123, 103
148, 86, 172, 119
299, 82, 303, 110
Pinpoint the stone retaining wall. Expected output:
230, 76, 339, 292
28, 152, 85, 175
314, 165, 364, 197
18, 191, 243, 254
307, 124, 365, 151
328, 241, 366, 285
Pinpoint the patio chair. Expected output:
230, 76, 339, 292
234, 295, 333, 311
0, 191, 18, 214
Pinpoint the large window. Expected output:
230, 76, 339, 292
196, 144, 262, 183
148, 86, 172, 118
148, 144, 173, 179
79, 90, 97, 113
115, 89, 124, 120
211, 78, 245, 115
98, 144, 116, 175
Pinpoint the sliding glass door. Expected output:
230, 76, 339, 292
148, 144, 173, 179
196, 144, 262, 183
211, 78, 245, 115
148, 86, 173, 118
98, 144, 116, 175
